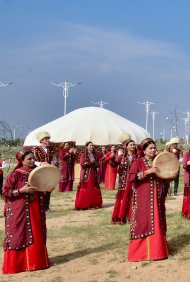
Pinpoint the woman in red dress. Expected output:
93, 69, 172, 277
98, 146, 107, 184
125, 138, 172, 261
58, 142, 77, 192
75, 142, 102, 209
2, 151, 50, 274
111, 137, 136, 224
182, 151, 190, 219
104, 145, 118, 190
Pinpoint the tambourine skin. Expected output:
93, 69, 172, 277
152, 152, 180, 180
28, 164, 61, 191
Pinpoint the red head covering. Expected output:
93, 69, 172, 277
14, 150, 34, 171
14, 150, 24, 170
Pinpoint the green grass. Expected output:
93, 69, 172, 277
47, 183, 189, 260
141, 262, 152, 267
0, 229, 4, 243
106, 269, 118, 278
51, 277, 64, 282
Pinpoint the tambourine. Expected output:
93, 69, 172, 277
28, 164, 61, 191
152, 152, 179, 180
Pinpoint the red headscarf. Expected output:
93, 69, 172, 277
14, 150, 34, 171
13, 151, 24, 170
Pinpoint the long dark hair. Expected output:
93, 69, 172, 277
85, 141, 93, 148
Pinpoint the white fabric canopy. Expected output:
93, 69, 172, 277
24, 107, 151, 146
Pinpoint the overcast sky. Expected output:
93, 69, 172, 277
1, 0, 190, 140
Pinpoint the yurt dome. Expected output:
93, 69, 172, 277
24, 107, 151, 146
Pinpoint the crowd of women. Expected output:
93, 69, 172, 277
1, 130, 190, 274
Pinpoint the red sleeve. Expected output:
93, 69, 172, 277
115, 154, 122, 163
2, 172, 18, 199
59, 149, 69, 160
183, 152, 190, 170
105, 152, 111, 161
80, 153, 91, 168
127, 159, 139, 183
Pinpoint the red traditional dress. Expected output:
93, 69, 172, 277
58, 148, 76, 192
75, 152, 102, 209
34, 145, 54, 163
2, 166, 49, 274
182, 151, 190, 219
111, 153, 136, 224
125, 158, 169, 261
98, 151, 106, 184
104, 152, 118, 190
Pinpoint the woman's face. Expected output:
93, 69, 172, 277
111, 145, 115, 152
127, 141, 136, 153
22, 153, 35, 168
64, 143, 69, 150
143, 143, 157, 159
87, 143, 93, 151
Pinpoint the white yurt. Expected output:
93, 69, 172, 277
24, 107, 151, 146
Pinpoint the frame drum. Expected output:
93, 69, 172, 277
28, 164, 61, 191
152, 152, 180, 180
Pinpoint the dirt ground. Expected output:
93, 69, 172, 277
0, 192, 190, 282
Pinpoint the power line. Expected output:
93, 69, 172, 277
138, 101, 155, 131
50, 81, 81, 115
150, 111, 159, 140
0, 81, 13, 87
91, 101, 109, 108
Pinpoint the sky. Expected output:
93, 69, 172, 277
1, 0, 190, 140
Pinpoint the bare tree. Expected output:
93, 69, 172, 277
0, 120, 13, 140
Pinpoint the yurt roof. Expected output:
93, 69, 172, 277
24, 107, 151, 146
